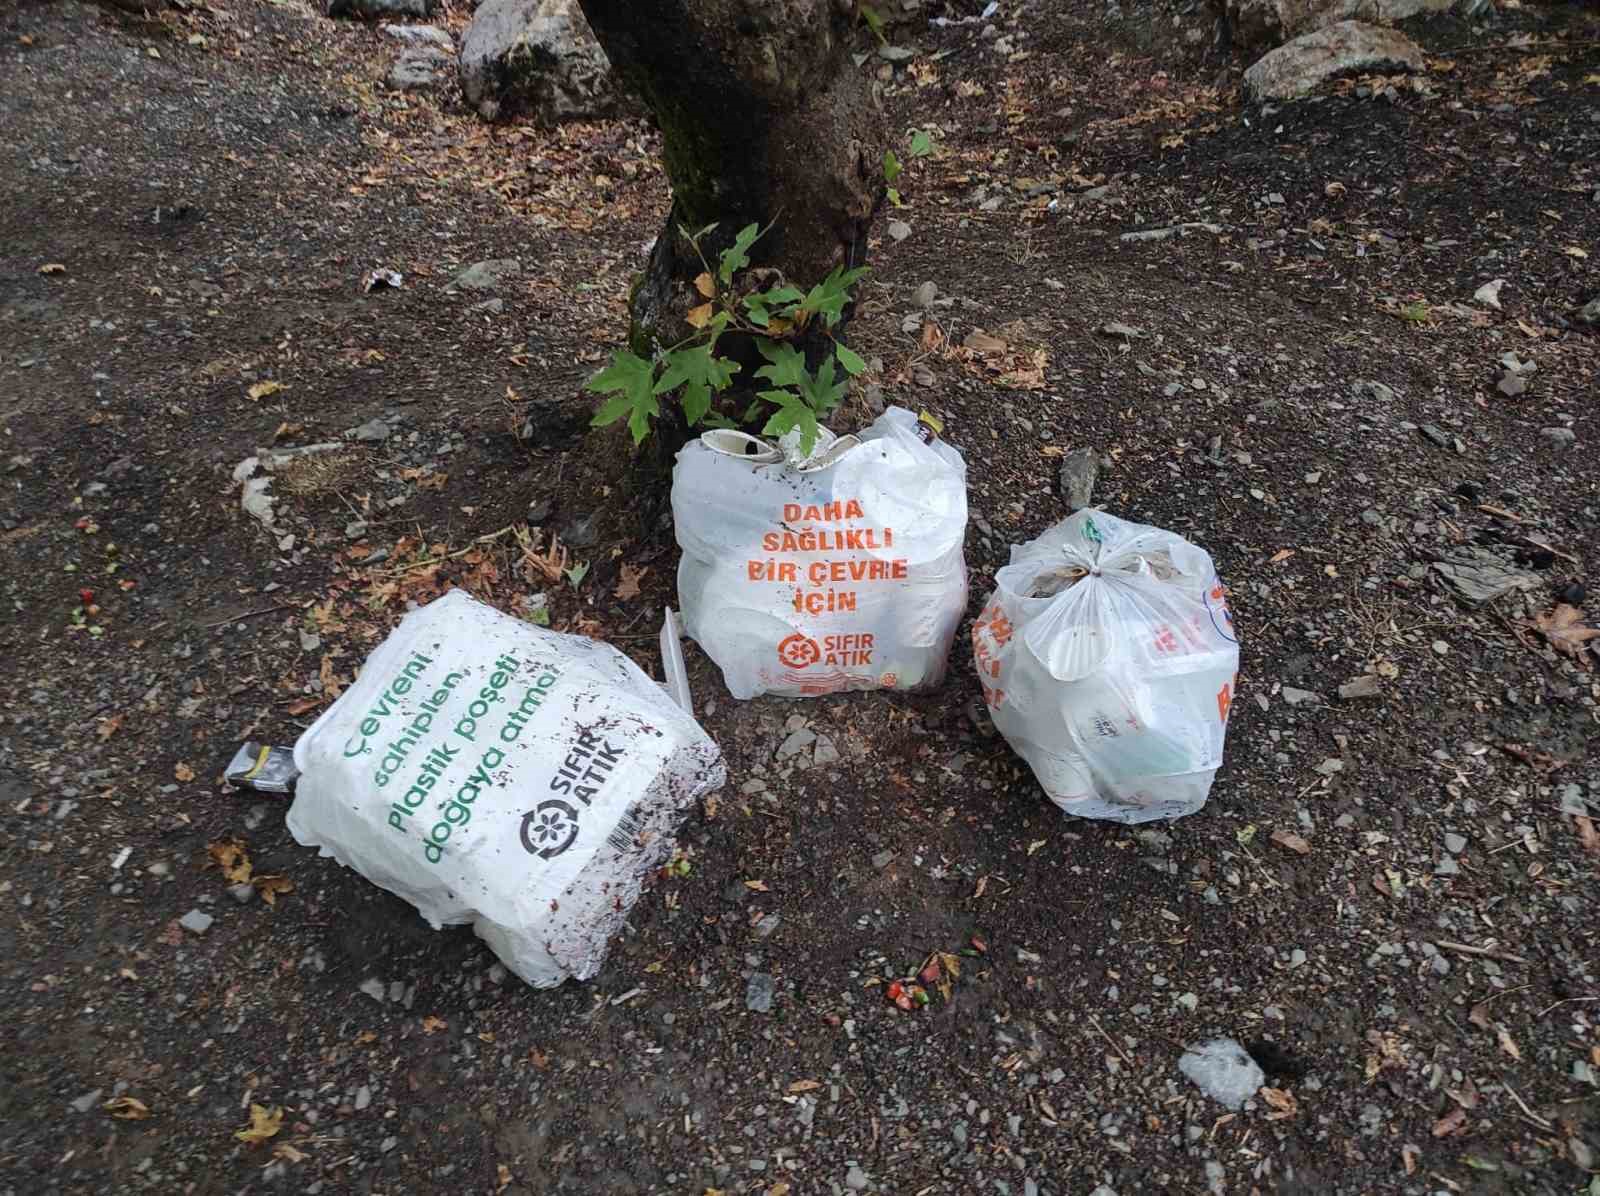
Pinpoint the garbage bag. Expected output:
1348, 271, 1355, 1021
972, 510, 1238, 823
286, 590, 725, 987
672, 407, 968, 700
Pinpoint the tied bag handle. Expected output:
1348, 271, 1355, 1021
698, 427, 862, 474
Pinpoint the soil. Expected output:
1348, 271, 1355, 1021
2, 0, 1598, 1194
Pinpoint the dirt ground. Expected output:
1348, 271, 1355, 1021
2, 0, 1598, 1192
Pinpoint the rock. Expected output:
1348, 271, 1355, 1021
451, 259, 521, 291
1431, 550, 1542, 606
812, 735, 841, 767
1419, 423, 1450, 448
561, 509, 600, 548
1098, 321, 1145, 339
1473, 278, 1504, 310
1443, 832, 1468, 855
1540, 426, 1575, 449
381, 23, 453, 49
354, 1084, 373, 1111
469, 297, 505, 315
179, 909, 214, 935
460, 0, 624, 124
1280, 686, 1321, 707
745, 972, 775, 1014
359, 978, 387, 1002
344, 519, 369, 542
351, 417, 390, 443
228, 883, 256, 904
775, 728, 816, 761
887, 219, 912, 242
1224, 0, 1466, 51
70, 1089, 104, 1114
1338, 674, 1382, 701
1122, 227, 1177, 243
871, 849, 896, 871
1350, 379, 1396, 403
1244, 22, 1426, 102
1576, 297, 1600, 327
845, 1165, 870, 1191
913, 281, 938, 308
1178, 1038, 1264, 1110
388, 47, 450, 90
329, 0, 436, 19
878, 44, 917, 62
1058, 448, 1099, 511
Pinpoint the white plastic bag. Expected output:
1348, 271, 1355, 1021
672, 407, 968, 699
972, 510, 1238, 823
287, 590, 725, 987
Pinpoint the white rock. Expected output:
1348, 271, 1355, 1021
1178, 1038, 1264, 1110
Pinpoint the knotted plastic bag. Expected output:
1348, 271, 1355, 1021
972, 510, 1238, 823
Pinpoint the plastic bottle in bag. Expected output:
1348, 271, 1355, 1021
973, 511, 1238, 823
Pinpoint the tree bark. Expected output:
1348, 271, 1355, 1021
576, 0, 887, 358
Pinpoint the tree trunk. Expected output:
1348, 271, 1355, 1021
576, 0, 887, 360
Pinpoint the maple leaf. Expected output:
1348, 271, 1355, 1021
208, 839, 253, 884
614, 563, 647, 601
235, 1104, 283, 1144
1533, 604, 1598, 665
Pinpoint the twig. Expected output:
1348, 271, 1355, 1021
1434, 941, 1528, 966
1537, 995, 1599, 1018
1499, 1077, 1553, 1132
1472, 983, 1531, 1010
376, 524, 518, 575
1438, 39, 1600, 57
199, 602, 301, 629
1086, 1014, 1134, 1066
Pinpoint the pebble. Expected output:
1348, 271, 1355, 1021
1419, 424, 1450, 448
359, 978, 387, 1002
913, 281, 938, 307
228, 883, 256, 905
355, 1084, 372, 1111
178, 909, 214, 935
1431, 640, 1450, 656
1443, 832, 1468, 854
776, 729, 816, 761
871, 849, 896, 870
746, 972, 775, 1014
1338, 675, 1382, 701
351, 417, 390, 443
887, 220, 912, 242
70, 1089, 104, 1114
1280, 686, 1320, 707
845, 1165, 870, 1191
812, 735, 841, 767
344, 519, 369, 542
1058, 447, 1098, 511
1540, 426, 1575, 448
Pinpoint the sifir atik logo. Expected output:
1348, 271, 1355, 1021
521, 800, 580, 860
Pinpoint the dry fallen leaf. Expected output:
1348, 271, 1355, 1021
103, 1095, 152, 1120
1432, 1106, 1467, 1137
496, 1163, 513, 1194
97, 714, 123, 740
685, 302, 714, 329
1575, 814, 1599, 855
1495, 1024, 1522, 1062
614, 563, 647, 601
208, 839, 252, 884
38, 262, 66, 275
743, 879, 770, 892
235, 1104, 283, 1144
1269, 548, 1294, 564
788, 1079, 821, 1093
421, 1015, 448, 1034
320, 654, 346, 700
1260, 1087, 1298, 1119
1533, 604, 1599, 665
693, 272, 716, 298
273, 1143, 308, 1163
963, 328, 1009, 356
254, 875, 293, 906
1271, 829, 1312, 856
246, 380, 285, 402
174, 762, 196, 782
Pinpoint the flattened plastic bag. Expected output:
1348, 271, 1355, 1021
972, 510, 1238, 823
673, 406, 968, 699
287, 590, 725, 987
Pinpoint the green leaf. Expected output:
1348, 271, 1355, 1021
797, 264, 869, 329
834, 344, 868, 377
564, 561, 589, 589
759, 390, 820, 457
702, 411, 737, 430
859, 2, 885, 41
740, 397, 765, 423
718, 222, 762, 286
883, 149, 902, 185
886, 187, 903, 208
754, 340, 808, 389
585, 352, 659, 443
680, 381, 712, 426
908, 130, 933, 157
798, 354, 848, 415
